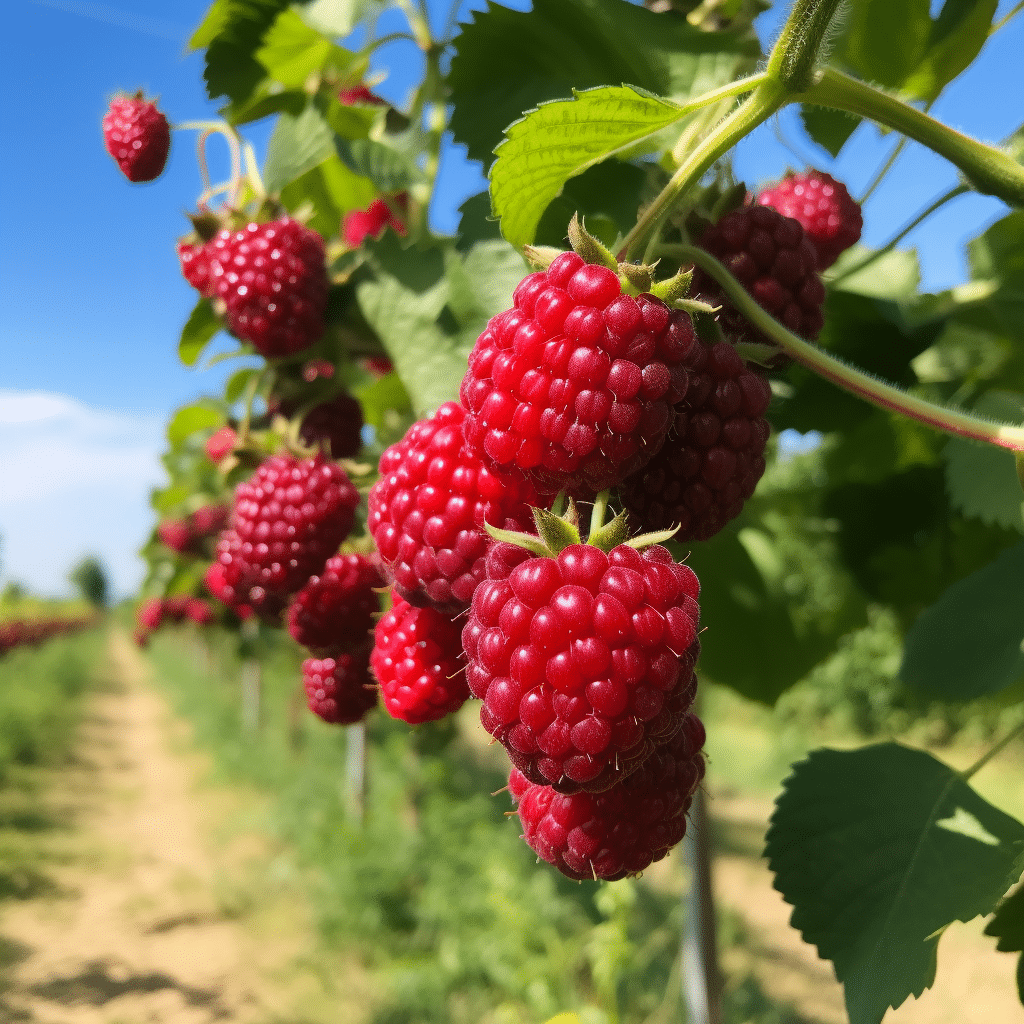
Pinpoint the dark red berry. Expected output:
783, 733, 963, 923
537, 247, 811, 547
157, 519, 193, 553
203, 218, 330, 358
757, 170, 862, 271
303, 651, 378, 724
460, 252, 695, 497
693, 205, 825, 351
462, 539, 701, 793
216, 454, 359, 605
206, 426, 236, 462
190, 504, 229, 537
371, 594, 470, 724
277, 393, 364, 459
509, 711, 706, 880
621, 340, 772, 539
339, 85, 386, 106
102, 94, 170, 182
184, 598, 214, 625
368, 402, 544, 613
343, 195, 408, 248
288, 553, 384, 653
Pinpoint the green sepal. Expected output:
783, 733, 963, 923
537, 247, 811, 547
734, 341, 780, 367
523, 245, 563, 270
586, 509, 631, 552
567, 214, 618, 270
533, 504, 581, 553
650, 268, 694, 305
624, 526, 680, 550
675, 296, 719, 316
618, 261, 657, 294
482, 521, 551, 557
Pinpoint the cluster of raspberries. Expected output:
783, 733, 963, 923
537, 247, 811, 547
134, 595, 214, 647
156, 504, 229, 557
189, 165, 859, 881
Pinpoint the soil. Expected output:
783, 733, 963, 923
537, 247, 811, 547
0, 629, 370, 1024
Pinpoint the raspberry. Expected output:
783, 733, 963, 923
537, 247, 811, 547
371, 594, 470, 724
303, 651, 378, 724
365, 356, 394, 376
204, 562, 254, 620
620, 341, 772, 539
757, 170, 862, 271
460, 252, 694, 497
339, 85, 386, 105
190, 504, 229, 537
217, 454, 359, 605
162, 596, 191, 622
288, 553, 384, 653
462, 538, 701, 793
509, 711, 705, 880
204, 218, 330, 358
693, 205, 825, 350
343, 195, 408, 248
205, 426, 236, 462
278, 393, 364, 458
184, 598, 214, 625
138, 598, 163, 631
102, 94, 170, 182
178, 241, 213, 296
368, 402, 544, 612
157, 519, 193, 553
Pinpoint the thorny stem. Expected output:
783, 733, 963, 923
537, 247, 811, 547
830, 183, 970, 284
674, 245, 1024, 452
962, 719, 1024, 780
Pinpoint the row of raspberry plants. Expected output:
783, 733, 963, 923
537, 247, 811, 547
108, 0, 1024, 1019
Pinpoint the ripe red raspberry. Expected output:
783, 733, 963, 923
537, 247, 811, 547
462, 539, 701, 793
206, 426, 236, 462
162, 596, 191, 622
277, 393, 364, 459
343, 195, 408, 248
365, 356, 394, 376
178, 241, 213, 296
288, 553, 384, 653
509, 711, 705, 880
757, 170, 862, 271
621, 341, 772, 539
157, 519, 194, 553
184, 598, 214, 625
303, 651, 378, 724
460, 252, 693, 497
217, 454, 359, 605
371, 594, 470, 724
204, 562, 254, 620
102, 94, 170, 182
204, 218, 329, 358
339, 85, 386, 105
368, 402, 544, 612
138, 598, 163, 631
693, 205, 825, 349
190, 504, 229, 537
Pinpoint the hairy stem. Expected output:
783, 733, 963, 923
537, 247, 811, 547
674, 245, 1024, 451
765, 0, 846, 94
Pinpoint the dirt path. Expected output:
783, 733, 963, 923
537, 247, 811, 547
0, 628, 361, 1024
710, 789, 1024, 1023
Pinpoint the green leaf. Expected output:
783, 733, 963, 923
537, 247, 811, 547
828, 246, 921, 300
840, 0, 932, 90
490, 86, 689, 248
904, 0, 999, 102
799, 104, 860, 158
444, 241, 528, 336
353, 370, 412, 433
189, 0, 232, 50
225, 85, 307, 126
179, 299, 221, 367
225, 368, 258, 405
256, 8, 356, 88
355, 235, 469, 417
766, 743, 1024, 1024
167, 403, 225, 448
334, 135, 423, 193
264, 103, 335, 194
280, 154, 376, 238
449, 0, 759, 167
301, 0, 382, 36
900, 540, 1024, 700
945, 392, 1024, 532
986, 882, 1024, 952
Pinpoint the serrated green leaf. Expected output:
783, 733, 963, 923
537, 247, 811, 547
179, 299, 221, 367
490, 86, 689, 248
355, 235, 468, 417
767, 743, 1024, 1024
900, 540, 1024, 699
799, 104, 860, 158
353, 370, 411, 433
200, 0, 292, 104
904, 0, 999, 102
449, 0, 759, 168
301, 0, 382, 36
225, 368, 258, 405
444, 241, 527, 336
840, 0, 932, 90
167, 404, 225, 448
189, 0, 232, 50
945, 392, 1024, 532
280, 154, 376, 238
334, 135, 423, 193
256, 8, 356, 87
225, 84, 307, 126
264, 103, 335, 193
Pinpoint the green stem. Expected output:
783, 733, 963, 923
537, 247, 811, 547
830, 183, 969, 284
857, 136, 908, 206
765, 0, 846, 94
962, 719, 1024, 781
617, 79, 787, 261
804, 69, 1024, 207
589, 491, 610, 538
991, 0, 1024, 34
676, 245, 1024, 452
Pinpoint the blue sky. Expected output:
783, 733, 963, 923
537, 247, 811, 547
2, 0, 1022, 598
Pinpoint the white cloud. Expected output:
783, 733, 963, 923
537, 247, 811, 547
0, 391, 167, 599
